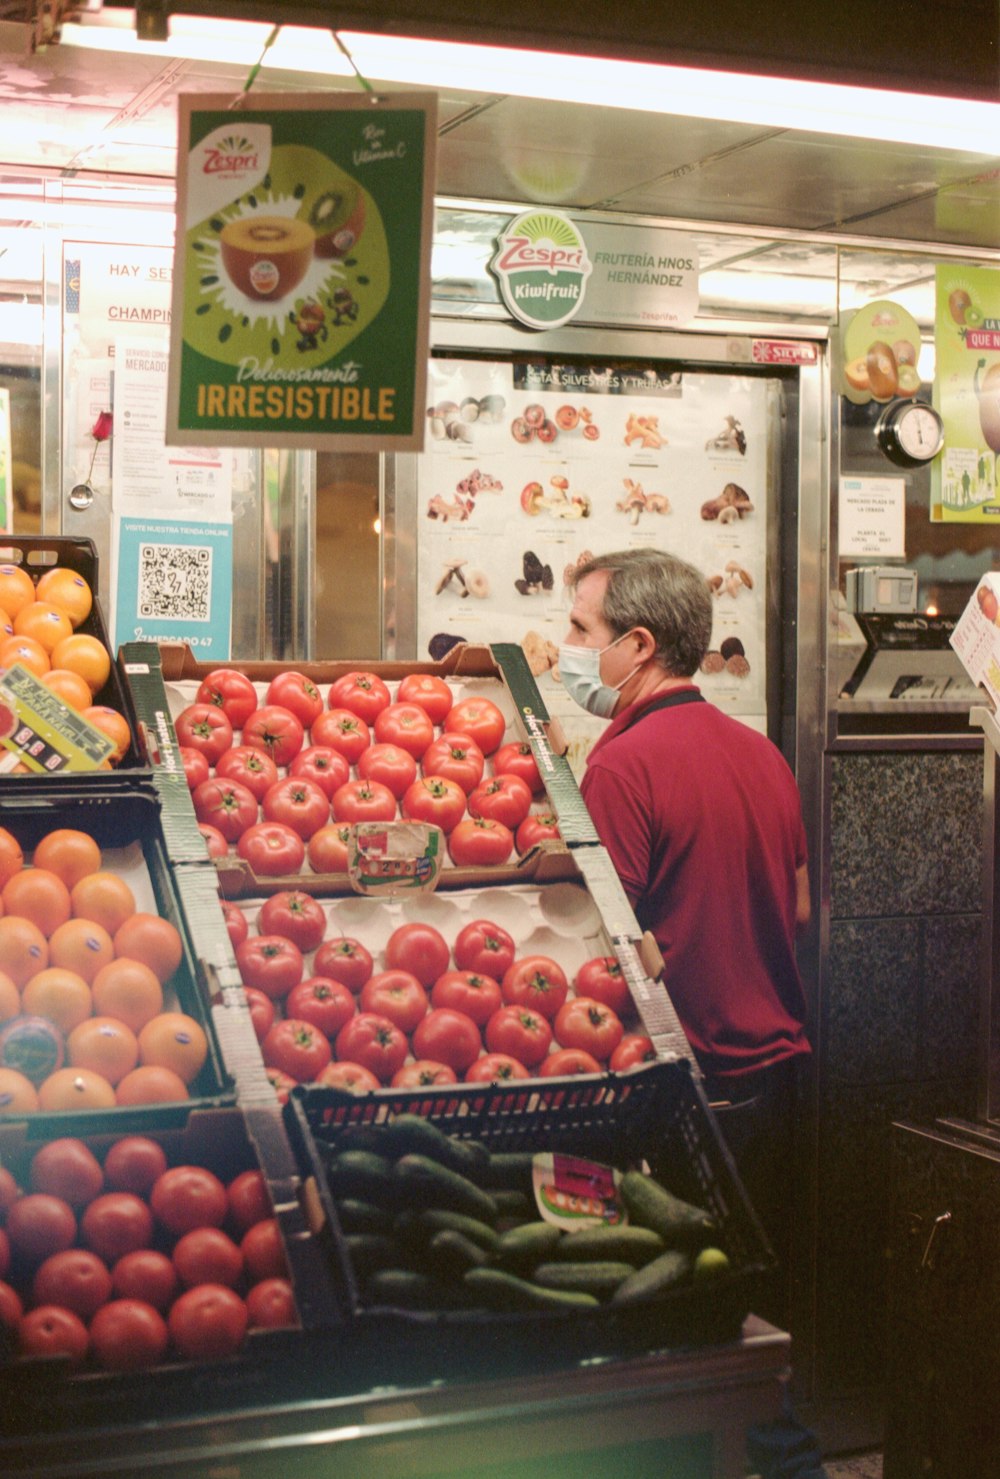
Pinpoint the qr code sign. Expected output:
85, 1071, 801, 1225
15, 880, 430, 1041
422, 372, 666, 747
138, 544, 212, 622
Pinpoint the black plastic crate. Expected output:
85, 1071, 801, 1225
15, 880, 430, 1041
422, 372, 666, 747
284, 1060, 775, 1366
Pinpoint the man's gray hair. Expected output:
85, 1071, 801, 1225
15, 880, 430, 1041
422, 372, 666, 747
571, 548, 713, 677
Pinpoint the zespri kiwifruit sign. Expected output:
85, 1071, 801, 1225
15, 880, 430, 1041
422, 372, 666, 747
167, 92, 436, 451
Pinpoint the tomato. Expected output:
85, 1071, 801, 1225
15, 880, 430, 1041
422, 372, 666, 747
32, 1248, 113, 1318
102, 1136, 168, 1196
90, 1298, 170, 1370
468, 774, 533, 829
538, 1048, 603, 1077
192, 777, 259, 842
262, 776, 330, 840
360, 969, 429, 1034
373, 703, 435, 761
0, 1166, 21, 1217
515, 812, 562, 853
493, 740, 544, 795
150, 1166, 228, 1235
574, 956, 631, 1016
311, 708, 371, 764
226, 1170, 272, 1234
18, 1305, 89, 1364
265, 671, 324, 728
453, 919, 517, 979
199, 822, 229, 859
610, 1034, 657, 1072
263, 1017, 333, 1082
411, 1007, 482, 1074
235, 934, 304, 1000
178, 745, 210, 791
241, 705, 306, 766
289, 745, 350, 798
29, 1137, 104, 1207
401, 775, 466, 834
464, 1052, 530, 1084
111, 1249, 178, 1311
195, 668, 258, 729
6, 1194, 76, 1265
316, 1060, 380, 1093
246, 1277, 297, 1329
314, 936, 373, 992
258, 891, 327, 954
484, 1005, 553, 1067
173, 1226, 244, 1288
553, 997, 625, 1062
390, 1059, 458, 1088
332, 778, 397, 825
168, 1283, 248, 1360
173, 703, 234, 764
448, 817, 514, 867
501, 955, 569, 1020
236, 821, 306, 877
0, 1280, 23, 1330
431, 969, 502, 1027
215, 744, 279, 802
307, 823, 352, 874
397, 673, 453, 725
334, 1013, 408, 1083
243, 985, 276, 1043
385, 922, 450, 988
326, 671, 391, 725
80, 1192, 154, 1262
447, 696, 507, 755
222, 900, 249, 950
265, 1067, 298, 1104
241, 1217, 287, 1281
421, 732, 485, 794
357, 742, 418, 800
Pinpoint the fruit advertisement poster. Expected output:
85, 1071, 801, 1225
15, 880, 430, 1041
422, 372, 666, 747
0, 388, 10, 534
414, 360, 769, 771
933, 263, 1000, 522
167, 91, 437, 451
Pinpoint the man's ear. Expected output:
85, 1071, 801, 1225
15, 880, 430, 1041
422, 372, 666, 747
633, 625, 658, 660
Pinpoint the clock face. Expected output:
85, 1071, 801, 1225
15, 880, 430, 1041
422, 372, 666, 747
896, 404, 943, 460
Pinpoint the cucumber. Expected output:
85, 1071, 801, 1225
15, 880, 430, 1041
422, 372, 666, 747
393, 1154, 499, 1223
365, 1269, 455, 1310
336, 1198, 393, 1235
473, 1152, 536, 1191
490, 1189, 534, 1219
343, 1233, 400, 1276
610, 1249, 694, 1306
380, 1115, 487, 1177
620, 1170, 716, 1247
393, 1208, 501, 1254
554, 1224, 665, 1266
425, 1228, 493, 1276
332, 1125, 387, 1156
532, 1260, 636, 1300
464, 1267, 600, 1312
325, 1150, 396, 1204
496, 1220, 563, 1272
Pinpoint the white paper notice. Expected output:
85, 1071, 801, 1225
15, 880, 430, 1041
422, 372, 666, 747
840, 476, 906, 557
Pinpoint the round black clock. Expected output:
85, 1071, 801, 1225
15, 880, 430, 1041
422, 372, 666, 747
875, 399, 944, 468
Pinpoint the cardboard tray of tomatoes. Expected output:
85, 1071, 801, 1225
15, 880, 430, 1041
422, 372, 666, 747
0, 536, 144, 770
283, 1060, 776, 1367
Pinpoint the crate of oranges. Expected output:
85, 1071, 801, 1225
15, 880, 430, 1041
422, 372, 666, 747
0, 537, 142, 771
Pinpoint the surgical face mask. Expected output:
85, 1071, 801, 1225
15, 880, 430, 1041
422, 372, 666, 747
558, 632, 641, 718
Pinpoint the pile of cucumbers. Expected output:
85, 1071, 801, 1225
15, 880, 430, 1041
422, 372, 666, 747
318, 1114, 731, 1315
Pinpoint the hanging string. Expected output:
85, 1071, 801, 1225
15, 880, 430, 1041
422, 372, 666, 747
229, 23, 280, 106
332, 31, 377, 96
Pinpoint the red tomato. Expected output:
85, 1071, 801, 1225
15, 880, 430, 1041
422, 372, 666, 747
265, 1067, 298, 1104
6, 1194, 76, 1265
332, 778, 397, 825
215, 745, 279, 802
0, 1279, 20, 1330
311, 708, 371, 764
390, 1059, 458, 1088
411, 1008, 482, 1074
32, 1248, 113, 1318
241, 1217, 288, 1281
334, 1013, 408, 1083
178, 745, 210, 791
316, 1061, 380, 1093
553, 997, 624, 1062
235, 934, 304, 1000
241, 705, 305, 766
192, 777, 259, 842
357, 742, 418, 799
173, 1226, 244, 1288
236, 821, 306, 876
150, 1166, 228, 1236
262, 776, 330, 840
360, 969, 429, 1034
401, 775, 466, 834
0, 1228, 8, 1279
447, 696, 506, 756
609, 1034, 657, 1072
289, 745, 350, 798
538, 1048, 603, 1077
493, 740, 544, 795
373, 702, 435, 760
385, 922, 450, 987
448, 817, 514, 867
263, 1018, 333, 1082
29, 1137, 104, 1207
431, 969, 502, 1027
90, 1298, 169, 1370
421, 732, 485, 794
307, 823, 351, 874
195, 668, 258, 729
173, 703, 234, 764
199, 822, 229, 859
226, 1170, 272, 1234
265, 671, 323, 728
464, 1052, 530, 1084
258, 890, 327, 953
246, 1277, 297, 1329
501, 955, 569, 1020
326, 671, 391, 725
0, 1165, 23, 1219
168, 1283, 248, 1360
313, 936, 374, 993
453, 919, 517, 978
484, 1005, 552, 1066
397, 673, 453, 725
286, 977, 356, 1038
515, 812, 562, 853
111, 1248, 178, 1311
243, 985, 276, 1043
221, 900, 249, 951
80, 1192, 154, 1262
102, 1136, 168, 1195
468, 774, 533, 829
574, 956, 631, 1016
18, 1305, 89, 1364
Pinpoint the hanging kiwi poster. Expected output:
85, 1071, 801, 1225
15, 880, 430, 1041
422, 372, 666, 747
933, 264, 1000, 522
167, 92, 437, 451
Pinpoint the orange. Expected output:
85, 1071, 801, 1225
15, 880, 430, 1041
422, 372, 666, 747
0, 827, 24, 889
48, 917, 115, 983
81, 706, 131, 764
0, 1067, 39, 1115
37, 1067, 116, 1112
112, 915, 184, 985
70, 871, 136, 936
0, 915, 49, 987
91, 957, 163, 1033
22, 965, 92, 1033
34, 568, 93, 629
49, 634, 111, 695
13, 601, 73, 655
66, 1016, 139, 1086
1, 868, 72, 938
137, 1011, 208, 1085
115, 1064, 190, 1106
32, 830, 102, 890
41, 668, 94, 712
0, 564, 36, 621
0, 634, 50, 679
0, 967, 20, 1022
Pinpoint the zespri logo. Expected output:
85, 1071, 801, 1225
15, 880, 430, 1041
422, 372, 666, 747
491, 210, 592, 329
201, 134, 259, 178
